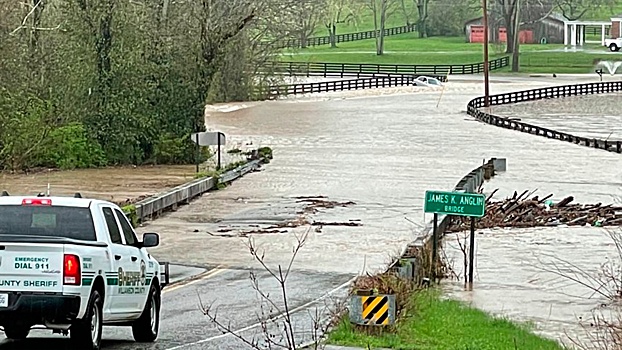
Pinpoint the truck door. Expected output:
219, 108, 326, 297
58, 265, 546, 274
101, 206, 137, 317
113, 208, 148, 315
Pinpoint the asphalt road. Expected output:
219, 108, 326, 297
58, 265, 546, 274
0, 266, 354, 350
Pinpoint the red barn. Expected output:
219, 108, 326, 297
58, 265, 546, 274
465, 13, 565, 44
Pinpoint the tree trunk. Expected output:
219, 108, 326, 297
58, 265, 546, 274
504, 13, 514, 54
300, 32, 307, 48
372, 0, 380, 55
378, 0, 387, 55
505, 29, 514, 53
400, 0, 411, 26
95, 2, 115, 104
28, 0, 45, 80
416, 0, 427, 38
330, 22, 337, 48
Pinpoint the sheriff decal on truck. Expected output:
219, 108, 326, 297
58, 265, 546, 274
118, 263, 148, 295
0, 192, 170, 350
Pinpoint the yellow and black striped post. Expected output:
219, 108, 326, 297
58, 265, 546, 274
361, 295, 390, 325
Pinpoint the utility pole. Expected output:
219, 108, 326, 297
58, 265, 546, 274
482, 0, 490, 107
511, 0, 521, 72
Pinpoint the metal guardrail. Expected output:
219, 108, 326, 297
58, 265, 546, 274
264, 24, 417, 49
134, 159, 264, 222
467, 82, 622, 153
403, 158, 506, 262
262, 57, 510, 77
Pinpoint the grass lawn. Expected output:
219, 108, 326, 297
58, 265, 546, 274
311, 1, 416, 36
280, 34, 618, 74
314, 3, 622, 36
327, 289, 564, 350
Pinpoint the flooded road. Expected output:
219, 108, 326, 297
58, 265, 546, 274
491, 92, 622, 139
442, 225, 621, 348
0, 165, 197, 204
132, 74, 622, 347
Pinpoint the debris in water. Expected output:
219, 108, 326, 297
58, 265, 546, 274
447, 189, 622, 232
209, 196, 360, 237
296, 197, 357, 214
311, 221, 362, 227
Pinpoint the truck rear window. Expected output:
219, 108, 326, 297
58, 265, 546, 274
0, 205, 96, 241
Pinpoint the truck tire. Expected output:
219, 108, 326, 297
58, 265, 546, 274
70, 289, 103, 350
3, 325, 30, 340
610, 43, 619, 52
132, 284, 160, 342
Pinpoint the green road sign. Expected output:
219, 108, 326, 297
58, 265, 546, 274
424, 190, 486, 217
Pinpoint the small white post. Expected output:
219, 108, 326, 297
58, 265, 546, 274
602, 24, 606, 46
564, 23, 568, 45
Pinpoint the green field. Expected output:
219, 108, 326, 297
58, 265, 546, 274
310, 2, 622, 37
296, 0, 622, 74
327, 289, 564, 350
311, 0, 415, 36
281, 33, 616, 74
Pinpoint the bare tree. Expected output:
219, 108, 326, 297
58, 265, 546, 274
534, 228, 622, 349
414, 0, 429, 38
492, 0, 553, 72
321, 0, 361, 48
554, 0, 616, 21
398, 0, 412, 26
290, 0, 324, 48
201, 227, 333, 349
367, 0, 399, 55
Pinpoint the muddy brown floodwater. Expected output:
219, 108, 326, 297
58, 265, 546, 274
132, 74, 622, 348
0, 165, 196, 204
491, 92, 622, 140
2, 73, 620, 348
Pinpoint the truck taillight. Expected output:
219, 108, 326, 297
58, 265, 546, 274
63, 254, 81, 286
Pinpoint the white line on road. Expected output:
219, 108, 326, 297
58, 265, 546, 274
164, 276, 358, 350
163, 266, 226, 295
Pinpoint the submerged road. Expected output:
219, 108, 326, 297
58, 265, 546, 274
0, 266, 354, 349
2, 74, 621, 349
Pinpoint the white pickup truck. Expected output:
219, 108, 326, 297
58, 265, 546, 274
0, 192, 169, 349
604, 37, 622, 52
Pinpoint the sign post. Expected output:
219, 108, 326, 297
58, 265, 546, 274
217, 132, 223, 170
424, 190, 486, 284
194, 133, 200, 173
191, 131, 227, 171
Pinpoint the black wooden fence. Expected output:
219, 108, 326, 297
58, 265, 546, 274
258, 75, 424, 99
264, 57, 510, 78
266, 24, 417, 49
467, 82, 622, 153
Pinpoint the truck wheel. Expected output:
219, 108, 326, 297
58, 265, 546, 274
70, 289, 103, 350
3, 325, 30, 340
610, 44, 619, 52
132, 284, 160, 342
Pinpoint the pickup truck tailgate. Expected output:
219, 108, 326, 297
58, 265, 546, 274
0, 243, 64, 293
